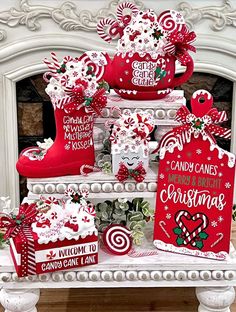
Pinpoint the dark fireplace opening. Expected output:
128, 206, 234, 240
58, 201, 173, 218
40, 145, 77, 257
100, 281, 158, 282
16, 73, 233, 201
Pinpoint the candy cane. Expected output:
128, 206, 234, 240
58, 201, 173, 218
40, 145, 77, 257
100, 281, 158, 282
175, 211, 208, 246
128, 248, 159, 257
80, 165, 101, 176
50, 52, 61, 69
97, 18, 117, 43
159, 220, 170, 238
211, 233, 224, 248
43, 57, 56, 71
43, 72, 58, 83
116, 2, 139, 21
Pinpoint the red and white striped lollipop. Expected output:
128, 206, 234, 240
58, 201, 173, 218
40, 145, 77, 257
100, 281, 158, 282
157, 10, 185, 33
79, 52, 107, 81
102, 224, 132, 255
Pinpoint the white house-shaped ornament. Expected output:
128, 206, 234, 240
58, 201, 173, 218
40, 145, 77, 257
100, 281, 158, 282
110, 112, 154, 182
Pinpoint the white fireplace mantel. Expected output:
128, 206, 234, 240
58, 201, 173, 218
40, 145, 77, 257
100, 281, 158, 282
0, 0, 235, 206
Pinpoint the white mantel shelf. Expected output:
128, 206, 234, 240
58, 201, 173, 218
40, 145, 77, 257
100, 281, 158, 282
1, 240, 236, 311
1, 241, 236, 288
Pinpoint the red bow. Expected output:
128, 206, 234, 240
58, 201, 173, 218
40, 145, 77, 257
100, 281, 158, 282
174, 105, 231, 141
165, 26, 196, 65
0, 203, 38, 240
116, 163, 146, 182
153, 105, 231, 154
64, 87, 107, 116
64, 221, 79, 232
109, 15, 132, 38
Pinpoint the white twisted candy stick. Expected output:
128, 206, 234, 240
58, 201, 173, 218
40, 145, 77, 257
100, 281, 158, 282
103, 224, 132, 255
211, 233, 224, 248
128, 248, 158, 257
97, 18, 117, 43
159, 220, 170, 238
116, 2, 139, 21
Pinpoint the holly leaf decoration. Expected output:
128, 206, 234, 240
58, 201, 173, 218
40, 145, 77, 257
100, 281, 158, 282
195, 241, 204, 250
155, 67, 166, 80
199, 232, 208, 240
173, 227, 182, 235
84, 97, 93, 106
176, 237, 184, 246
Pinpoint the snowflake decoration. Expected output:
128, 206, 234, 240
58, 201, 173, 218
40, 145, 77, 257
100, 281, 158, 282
225, 182, 231, 189
164, 205, 169, 211
91, 52, 98, 58
211, 221, 218, 228
218, 216, 224, 223
196, 149, 202, 155
159, 173, 165, 179
166, 213, 171, 220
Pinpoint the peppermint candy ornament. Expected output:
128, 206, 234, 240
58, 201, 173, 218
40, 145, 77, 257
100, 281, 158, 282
157, 10, 185, 33
102, 224, 132, 255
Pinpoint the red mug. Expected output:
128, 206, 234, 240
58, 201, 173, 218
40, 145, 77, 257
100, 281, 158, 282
102, 52, 194, 100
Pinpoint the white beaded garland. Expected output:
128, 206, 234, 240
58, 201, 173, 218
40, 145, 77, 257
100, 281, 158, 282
200, 270, 211, 281
224, 271, 236, 280
89, 271, 100, 281
77, 272, 88, 282
167, 109, 177, 119
32, 184, 44, 194
138, 271, 150, 281
147, 182, 157, 192
187, 271, 200, 281
38, 273, 51, 282
114, 183, 124, 192
90, 183, 102, 193
136, 182, 146, 191
45, 183, 56, 193
156, 109, 165, 119
150, 271, 162, 281
126, 271, 138, 281
124, 182, 135, 192
68, 183, 79, 192
64, 272, 76, 281
56, 183, 67, 193
114, 271, 125, 281
175, 271, 187, 281
101, 271, 113, 281
102, 182, 113, 193
163, 271, 174, 281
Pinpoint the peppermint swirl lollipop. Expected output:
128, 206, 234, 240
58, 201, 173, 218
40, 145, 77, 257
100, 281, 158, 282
102, 224, 132, 255
157, 10, 185, 33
